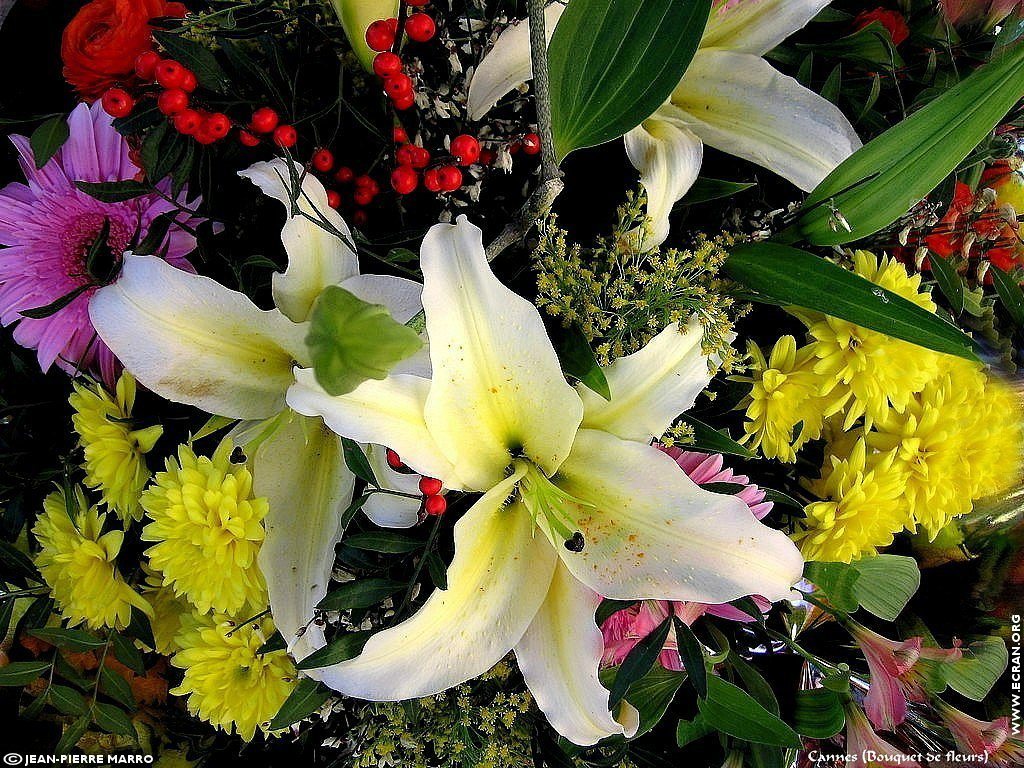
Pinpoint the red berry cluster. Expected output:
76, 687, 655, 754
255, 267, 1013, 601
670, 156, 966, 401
386, 449, 446, 516
365, 8, 437, 111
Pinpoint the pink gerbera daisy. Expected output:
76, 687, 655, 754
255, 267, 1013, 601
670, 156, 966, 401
0, 101, 201, 382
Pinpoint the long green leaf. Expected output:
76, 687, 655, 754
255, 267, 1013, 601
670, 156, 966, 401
30, 115, 69, 170
725, 242, 978, 361
698, 676, 802, 748
672, 617, 707, 698
789, 42, 1024, 245
316, 578, 406, 612
548, 0, 711, 160
269, 678, 332, 729
929, 254, 965, 316
0, 660, 51, 686
296, 631, 372, 670
608, 615, 672, 707
991, 265, 1024, 327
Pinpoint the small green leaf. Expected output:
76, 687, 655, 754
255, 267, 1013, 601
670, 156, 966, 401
92, 701, 137, 737
803, 561, 860, 613
153, 31, 230, 92
595, 599, 639, 627
55, 715, 91, 754
0, 540, 39, 581
29, 627, 106, 652
112, 104, 163, 136
943, 636, 1008, 701
307, 286, 424, 397
677, 177, 755, 206
344, 531, 422, 554
991, 265, 1024, 328
672, 617, 707, 698
725, 242, 978, 361
341, 438, 378, 487
385, 247, 419, 263
269, 677, 332, 729
110, 632, 147, 676
623, 667, 686, 737
0, 661, 51, 686
608, 615, 672, 707
425, 551, 448, 591
820, 63, 842, 103
19, 284, 94, 320
316, 578, 406, 612
30, 115, 70, 170
548, 0, 712, 159
554, 324, 610, 400
257, 630, 287, 656
48, 684, 89, 716
849, 555, 920, 621
676, 713, 713, 747
698, 676, 802, 748
680, 414, 755, 458
99, 665, 136, 709
794, 688, 845, 738
75, 180, 151, 203
296, 631, 372, 670
928, 254, 965, 316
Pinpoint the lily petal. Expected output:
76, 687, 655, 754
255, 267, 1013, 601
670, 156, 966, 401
312, 473, 558, 698
624, 113, 703, 249
340, 273, 431, 377
700, 0, 832, 56
579, 319, 713, 443
555, 429, 803, 604
515, 563, 640, 746
671, 50, 861, 192
253, 414, 354, 662
420, 217, 583, 489
362, 443, 423, 528
89, 254, 308, 421
240, 159, 359, 323
288, 367, 458, 487
466, 3, 567, 120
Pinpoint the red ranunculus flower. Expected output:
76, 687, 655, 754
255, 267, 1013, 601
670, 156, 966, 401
855, 7, 911, 46
61, 0, 186, 100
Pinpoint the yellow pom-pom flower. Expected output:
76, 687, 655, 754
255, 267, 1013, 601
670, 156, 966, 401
70, 372, 163, 523
141, 439, 267, 615
33, 486, 152, 630
794, 440, 910, 562
170, 613, 297, 741
957, 365, 1024, 501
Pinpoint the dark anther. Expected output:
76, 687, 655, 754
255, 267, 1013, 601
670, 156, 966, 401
230, 446, 247, 464
564, 531, 585, 552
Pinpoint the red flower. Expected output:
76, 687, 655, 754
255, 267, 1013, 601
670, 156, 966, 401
855, 8, 911, 46
61, 0, 184, 100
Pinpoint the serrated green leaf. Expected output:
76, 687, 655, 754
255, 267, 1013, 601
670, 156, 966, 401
29, 627, 106, 652
991, 265, 1024, 327
609, 615, 672, 707
794, 688, 845, 738
316, 578, 406, 612
0, 660, 51, 686
554, 323, 610, 400
849, 554, 920, 620
269, 677, 332, 729
929, 253, 965, 316
296, 631, 372, 670
698, 676, 802, 748
30, 115, 69, 170
548, 0, 711, 160
344, 531, 422, 554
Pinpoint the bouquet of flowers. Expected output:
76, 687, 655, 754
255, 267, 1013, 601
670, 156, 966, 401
0, 1, 1022, 766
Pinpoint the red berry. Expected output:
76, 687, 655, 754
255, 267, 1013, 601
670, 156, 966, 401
419, 477, 443, 496
238, 129, 261, 147
326, 190, 342, 209
250, 107, 279, 134
173, 108, 202, 135
424, 494, 446, 515
157, 88, 189, 116
164, 1, 187, 17
334, 166, 354, 183
391, 165, 418, 195
353, 189, 374, 206
508, 141, 521, 155
273, 124, 298, 148
383, 73, 413, 100
397, 144, 430, 169
353, 209, 368, 227
204, 113, 231, 139
406, 0, 429, 6
154, 59, 188, 89
385, 17, 400, 34
134, 50, 160, 80
479, 148, 496, 165
366, 19, 397, 52
373, 52, 403, 78
437, 165, 463, 192
312, 148, 335, 172
392, 125, 408, 143
101, 88, 134, 119
355, 175, 380, 195
521, 133, 542, 155
392, 92, 416, 111
194, 128, 218, 145
423, 168, 442, 192
405, 13, 436, 42
450, 134, 481, 165
385, 448, 404, 470
180, 70, 198, 93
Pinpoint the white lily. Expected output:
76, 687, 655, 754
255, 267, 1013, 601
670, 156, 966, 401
287, 216, 803, 745
88, 158, 424, 667
467, 0, 861, 247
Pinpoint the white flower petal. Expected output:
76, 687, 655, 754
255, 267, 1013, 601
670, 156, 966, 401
701, 0, 832, 56
579, 318, 713, 443
420, 217, 583, 490
555, 429, 804, 604
624, 112, 703, 249
363, 443, 423, 528
672, 50, 861, 192
287, 367, 459, 487
252, 414, 355, 661
89, 254, 308, 421
240, 159, 359, 323
466, 3, 567, 120
515, 563, 640, 746
338, 273, 423, 323
312, 475, 557, 698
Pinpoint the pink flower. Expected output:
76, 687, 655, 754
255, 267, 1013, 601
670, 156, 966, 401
842, 702, 921, 768
600, 450, 774, 670
936, 701, 1024, 767
940, 0, 1022, 29
0, 102, 200, 382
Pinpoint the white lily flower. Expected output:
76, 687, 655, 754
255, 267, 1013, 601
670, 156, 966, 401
287, 216, 803, 745
467, 0, 861, 247
88, 158, 424, 668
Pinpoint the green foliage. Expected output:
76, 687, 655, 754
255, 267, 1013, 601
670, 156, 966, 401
697, 677, 801, 748
29, 116, 69, 170
270, 678, 333, 730
804, 555, 921, 620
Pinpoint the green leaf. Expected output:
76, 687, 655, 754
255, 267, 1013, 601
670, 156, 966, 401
257, 630, 287, 656
729, 654, 779, 715
608, 615, 672, 707
55, 716, 91, 754
803, 561, 860, 613
929, 253, 965, 316
789, 42, 1024, 245
943, 636, 1008, 701
110, 632, 147, 676
849, 555, 920, 621
554, 323, 610, 400
425, 551, 448, 591
99, 665, 137, 709
596, 599, 639, 627
0, 660, 51, 686
680, 414, 755, 458
307, 286, 424, 397
316, 578, 406, 612
820, 63, 842, 103
47, 684, 89, 716
698, 676, 802, 748
92, 701, 137, 737
676, 713, 713, 747
153, 31, 230, 92
0, 539, 39, 581
548, 0, 711, 160
794, 688, 845, 738
623, 667, 686, 737
672, 617, 707, 698
19, 284, 94, 320
75, 180, 151, 203
269, 677, 332, 729
296, 631, 372, 670
29, 115, 69, 170
29, 627, 107, 652
677, 177, 755, 206
344, 531, 422, 554
725, 242, 978, 361
125, 607, 155, 650
385, 247, 419, 264
991, 265, 1024, 328
112, 104, 163, 136
341, 438, 378, 487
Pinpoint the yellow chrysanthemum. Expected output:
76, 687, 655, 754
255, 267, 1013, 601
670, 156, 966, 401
736, 336, 830, 463
956, 364, 1024, 500
794, 440, 909, 562
70, 373, 163, 523
141, 439, 267, 615
33, 486, 152, 630
800, 252, 942, 428
170, 613, 297, 741
142, 565, 195, 655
